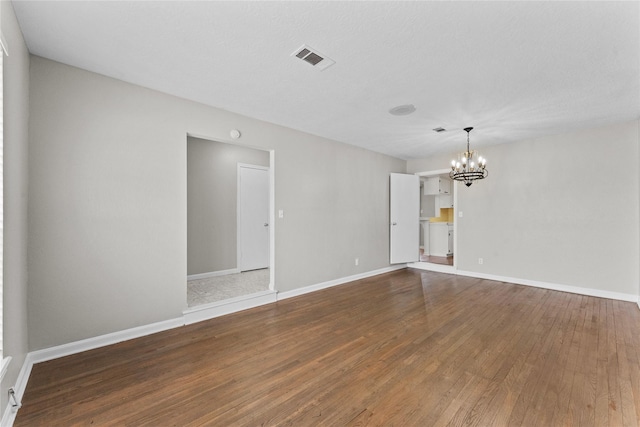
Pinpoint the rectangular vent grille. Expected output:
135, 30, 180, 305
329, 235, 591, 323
433, 127, 446, 133
291, 45, 335, 71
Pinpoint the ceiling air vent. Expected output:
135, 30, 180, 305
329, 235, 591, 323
433, 127, 446, 133
291, 45, 336, 71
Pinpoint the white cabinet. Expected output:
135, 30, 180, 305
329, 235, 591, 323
436, 194, 453, 211
420, 221, 430, 253
425, 177, 451, 195
429, 223, 453, 257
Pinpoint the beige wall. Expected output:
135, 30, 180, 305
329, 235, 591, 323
1, 0, 30, 415
408, 120, 640, 297
187, 137, 269, 275
27, 56, 406, 350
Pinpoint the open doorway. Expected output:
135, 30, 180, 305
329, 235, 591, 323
414, 169, 456, 273
186, 136, 274, 308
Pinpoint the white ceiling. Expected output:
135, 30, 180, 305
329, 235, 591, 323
11, 1, 640, 160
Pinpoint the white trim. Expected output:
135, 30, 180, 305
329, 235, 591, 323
183, 290, 277, 325
268, 151, 275, 291
1, 354, 31, 427
187, 268, 240, 281
455, 269, 638, 303
0, 357, 10, 383
1, 266, 403, 425
407, 264, 638, 303
185, 133, 276, 292
1, 397, 14, 427
277, 265, 407, 300
408, 261, 455, 274
28, 317, 184, 365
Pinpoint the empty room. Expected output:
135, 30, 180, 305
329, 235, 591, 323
1, 1, 639, 426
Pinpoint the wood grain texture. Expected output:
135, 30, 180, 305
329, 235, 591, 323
15, 269, 640, 426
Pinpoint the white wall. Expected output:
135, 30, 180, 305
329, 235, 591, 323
408, 120, 640, 297
1, 0, 30, 415
27, 56, 406, 351
187, 137, 269, 275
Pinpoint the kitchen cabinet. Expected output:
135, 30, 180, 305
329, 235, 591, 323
429, 223, 453, 257
436, 194, 453, 211
425, 177, 451, 195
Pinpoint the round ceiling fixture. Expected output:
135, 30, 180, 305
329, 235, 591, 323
388, 104, 416, 116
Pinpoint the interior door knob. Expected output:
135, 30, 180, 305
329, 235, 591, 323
392, 222, 397, 226
264, 223, 269, 227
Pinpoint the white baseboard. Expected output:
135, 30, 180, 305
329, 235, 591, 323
187, 268, 240, 281
277, 264, 407, 301
408, 261, 455, 274
1, 352, 32, 427
29, 317, 185, 366
455, 269, 638, 303
183, 290, 277, 325
2, 264, 407, 426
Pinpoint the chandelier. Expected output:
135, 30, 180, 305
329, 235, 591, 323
449, 127, 488, 187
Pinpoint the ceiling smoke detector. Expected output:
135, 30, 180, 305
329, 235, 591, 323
291, 45, 335, 71
389, 104, 416, 116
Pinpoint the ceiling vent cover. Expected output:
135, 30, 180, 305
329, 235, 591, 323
433, 127, 446, 133
291, 45, 335, 71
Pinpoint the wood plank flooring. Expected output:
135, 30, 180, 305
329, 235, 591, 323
15, 269, 640, 426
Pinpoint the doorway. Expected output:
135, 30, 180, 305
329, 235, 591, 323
415, 169, 456, 273
186, 136, 274, 308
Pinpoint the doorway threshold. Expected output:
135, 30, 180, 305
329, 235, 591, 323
183, 290, 277, 325
408, 261, 455, 274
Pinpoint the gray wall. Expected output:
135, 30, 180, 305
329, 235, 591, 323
27, 56, 406, 351
187, 137, 269, 275
1, 0, 30, 415
408, 120, 640, 297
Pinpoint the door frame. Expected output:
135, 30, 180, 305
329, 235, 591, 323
411, 168, 457, 273
187, 132, 275, 292
237, 163, 270, 273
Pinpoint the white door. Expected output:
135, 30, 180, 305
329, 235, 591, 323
390, 173, 420, 264
239, 165, 269, 271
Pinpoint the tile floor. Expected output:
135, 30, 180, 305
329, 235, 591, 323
187, 269, 270, 307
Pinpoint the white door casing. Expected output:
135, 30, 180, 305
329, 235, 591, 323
238, 164, 270, 271
390, 173, 420, 264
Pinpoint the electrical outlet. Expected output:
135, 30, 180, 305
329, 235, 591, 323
278, 209, 284, 218
459, 211, 463, 218
355, 258, 359, 266
478, 258, 483, 265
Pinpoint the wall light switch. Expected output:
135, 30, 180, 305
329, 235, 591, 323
278, 209, 284, 219
458, 211, 463, 217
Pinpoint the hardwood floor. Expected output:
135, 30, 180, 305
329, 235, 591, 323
15, 269, 640, 426
419, 248, 454, 265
